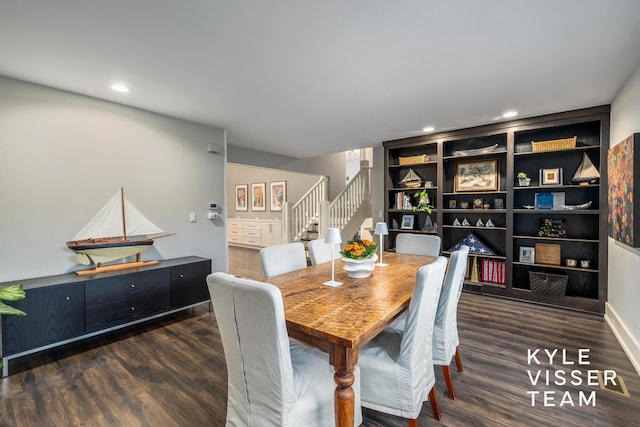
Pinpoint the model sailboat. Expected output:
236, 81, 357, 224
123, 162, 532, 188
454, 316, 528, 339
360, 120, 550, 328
399, 168, 422, 188
67, 188, 173, 275
571, 153, 600, 184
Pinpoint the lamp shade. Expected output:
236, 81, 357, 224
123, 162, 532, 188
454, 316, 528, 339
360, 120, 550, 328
374, 222, 389, 235
324, 228, 342, 244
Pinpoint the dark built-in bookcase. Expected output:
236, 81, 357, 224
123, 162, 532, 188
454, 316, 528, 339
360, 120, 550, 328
383, 106, 609, 313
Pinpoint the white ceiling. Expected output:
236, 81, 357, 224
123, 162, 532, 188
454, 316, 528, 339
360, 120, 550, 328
2, 1, 640, 158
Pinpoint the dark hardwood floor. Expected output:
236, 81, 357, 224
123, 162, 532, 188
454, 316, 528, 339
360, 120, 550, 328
1, 249, 638, 426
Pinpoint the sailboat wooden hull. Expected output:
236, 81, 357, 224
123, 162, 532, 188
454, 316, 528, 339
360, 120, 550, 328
67, 238, 155, 265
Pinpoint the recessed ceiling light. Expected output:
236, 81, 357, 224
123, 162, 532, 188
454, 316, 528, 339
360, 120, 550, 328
502, 111, 517, 118
110, 83, 130, 93
423, 126, 435, 132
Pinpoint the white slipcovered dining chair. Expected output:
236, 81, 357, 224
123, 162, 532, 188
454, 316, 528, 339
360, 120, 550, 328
357, 256, 447, 426
207, 272, 362, 427
260, 242, 307, 278
395, 233, 441, 257
388, 246, 470, 402
388, 233, 441, 331
432, 245, 469, 400
307, 238, 341, 266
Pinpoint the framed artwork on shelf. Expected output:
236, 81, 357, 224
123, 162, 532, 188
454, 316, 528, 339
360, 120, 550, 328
535, 192, 554, 210
538, 218, 566, 238
494, 198, 504, 209
270, 181, 286, 211
473, 197, 484, 209
552, 192, 566, 209
540, 168, 563, 186
519, 246, 535, 263
251, 183, 266, 211
455, 159, 499, 192
535, 243, 561, 265
449, 200, 457, 209
235, 184, 248, 211
401, 214, 415, 230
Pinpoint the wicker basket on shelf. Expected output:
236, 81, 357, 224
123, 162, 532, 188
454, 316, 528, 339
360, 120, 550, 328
529, 271, 568, 295
398, 154, 429, 165
531, 136, 577, 152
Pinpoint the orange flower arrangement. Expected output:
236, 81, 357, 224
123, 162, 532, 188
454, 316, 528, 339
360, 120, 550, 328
341, 239, 378, 259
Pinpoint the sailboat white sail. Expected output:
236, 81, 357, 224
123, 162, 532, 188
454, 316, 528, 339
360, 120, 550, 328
67, 188, 172, 266
572, 153, 600, 183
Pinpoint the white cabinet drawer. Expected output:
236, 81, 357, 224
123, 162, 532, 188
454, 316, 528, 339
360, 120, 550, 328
244, 222, 261, 230
228, 219, 243, 230
243, 230, 261, 238
242, 237, 262, 245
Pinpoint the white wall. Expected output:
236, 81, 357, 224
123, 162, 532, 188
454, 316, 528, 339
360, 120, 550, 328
284, 152, 346, 200
0, 76, 227, 282
227, 144, 297, 169
608, 61, 640, 372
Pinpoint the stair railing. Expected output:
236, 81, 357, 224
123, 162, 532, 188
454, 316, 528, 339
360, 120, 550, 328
318, 160, 371, 238
283, 176, 328, 242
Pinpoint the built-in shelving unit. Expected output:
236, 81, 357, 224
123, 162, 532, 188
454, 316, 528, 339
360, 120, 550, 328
383, 106, 609, 313
384, 140, 440, 249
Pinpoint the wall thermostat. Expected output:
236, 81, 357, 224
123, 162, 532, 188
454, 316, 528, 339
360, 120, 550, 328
208, 202, 219, 210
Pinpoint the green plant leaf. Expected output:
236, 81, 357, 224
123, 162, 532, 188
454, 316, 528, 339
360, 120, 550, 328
0, 283, 26, 301
0, 301, 26, 316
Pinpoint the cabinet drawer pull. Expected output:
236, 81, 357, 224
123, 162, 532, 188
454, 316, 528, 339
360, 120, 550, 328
180, 274, 184, 278
66, 296, 70, 301
130, 306, 135, 311
130, 284, 135, 288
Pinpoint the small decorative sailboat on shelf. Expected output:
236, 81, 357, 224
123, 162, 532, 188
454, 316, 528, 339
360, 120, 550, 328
399, 168, 422, 188
67, 187, 174, 276
571, 153, 600, 184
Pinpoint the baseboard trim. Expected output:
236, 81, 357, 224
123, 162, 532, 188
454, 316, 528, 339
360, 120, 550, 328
605, 302, 640, 376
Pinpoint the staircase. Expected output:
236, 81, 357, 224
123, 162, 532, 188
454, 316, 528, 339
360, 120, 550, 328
283, 176, 328, 242
318, 160, 372, 242
283, 160, 372, 252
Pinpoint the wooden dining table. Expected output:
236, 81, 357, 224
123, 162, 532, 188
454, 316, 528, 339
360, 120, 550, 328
264, 251, 436, 427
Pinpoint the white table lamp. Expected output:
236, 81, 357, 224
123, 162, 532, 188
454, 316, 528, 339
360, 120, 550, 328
374, 222, 389, 267
323, 227, 343, 287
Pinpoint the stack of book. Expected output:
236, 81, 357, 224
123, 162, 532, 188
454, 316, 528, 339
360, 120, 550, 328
394, 192, 412, 210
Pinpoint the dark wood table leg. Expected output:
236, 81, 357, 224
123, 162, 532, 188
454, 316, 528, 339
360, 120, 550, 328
330, 345, 357, 427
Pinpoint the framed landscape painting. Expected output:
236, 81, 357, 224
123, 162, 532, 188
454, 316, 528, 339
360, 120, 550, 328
455, 159, 499, 192
401, 214, 414, 230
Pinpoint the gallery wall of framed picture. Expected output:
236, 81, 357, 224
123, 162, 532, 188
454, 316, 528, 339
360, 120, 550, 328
227, 163, 325, 219
235, 181, 288, 212
235, 181, 287, 212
